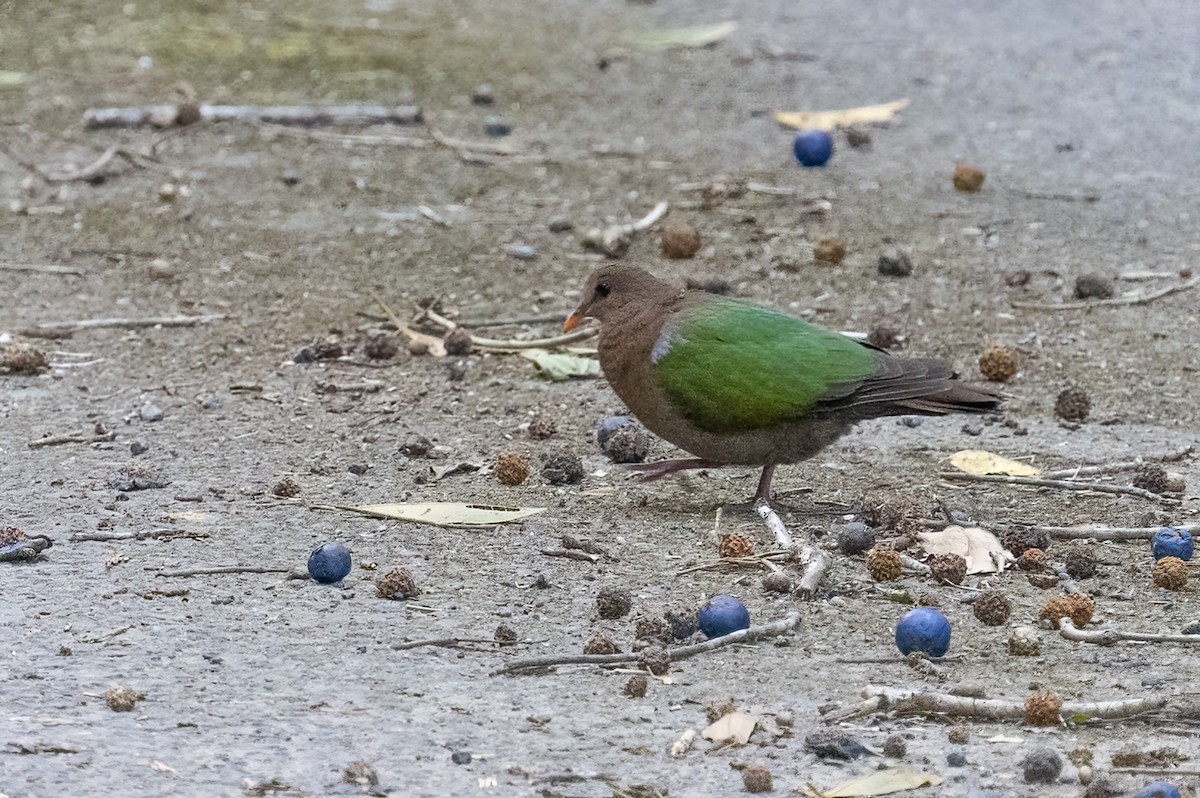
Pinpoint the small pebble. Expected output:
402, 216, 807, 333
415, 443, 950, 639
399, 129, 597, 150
348, 463, 369, 476
1074, 274, 1114, 300
130, 441, 149, 456
953, 164, 986, 192
1055, 388, 1091, 422
483, 115, 511, 137
139, 402, 164, 422
661, 222, 702, 259
547, 215, 573, 233
947, 750, 968, 767
400, 433, 432, 458
882, 734, 907, 758
450, 751, 472, 765
470, 84, 494, 105
1020, 748, 1063, 784
837, 522, 876, 555
542, 451, 584, 485
443, 328, 472, 355
199, 395, 223, 410
814, 236, 846, 264
877, 248, 913, 277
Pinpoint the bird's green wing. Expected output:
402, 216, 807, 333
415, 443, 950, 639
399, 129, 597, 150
653, 298, 881, 432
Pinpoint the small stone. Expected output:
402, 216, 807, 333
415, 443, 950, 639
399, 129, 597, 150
814, 236, 846, 265
105, 684, 142, 712
844, 127, 871, 148
634, 613, 670, 642
470, 84, 494, 105
400, 433, 432, 458
1020, 748, 1063, 784
596, 586, 633, 619
1005, 269, 1032, 287
1055, 388, 1091, 422
930, 553, 967, 585
443, 328, 473, 355
718, 533, 755, 559
661, 222, 702, 259
494, 624, 518, 643
580, 633, 619, 652
139, 402, 164, 422
407, 339, 429, 356
600, 424, 649, 464
978, 346, 1019, 382
972, 590, 1012, 626
348, 463, 369, 476
947, 726, 970, 744
364, 334, 399, 360
527, 415, 556, 439
1153, 556, 1188, 591
1164, 473, 1187, 494
762, 572, 792, 594
1063, 544, 1098, 579
1002, 527, 1050, 556
130, 441, 149, 456
882, 734, 907, 758
1074, 274, 1114, 300
483, 115, 511, 137
1132, 463, 1170, 495
623, 675, 648, 698
1025, 691, 1063, 726
867, 325, 904, 350
450, 751, 472, 765
293, 346, 318, 363
866, 548, 902, 581
877, 248, 913, 277
946, 750, 968, 767
343, 761, 379, 787
664, 606, 699, 640
272, 477, 301, 498
953, 164, 986, 192
640, 645, 671, 675
199, 394, 222, 410
494, 452, 530, 486
542, 451, 584, 485
376, 567, 420, 599
838, 522, 876, 555
805, 730, 867, 760
1008, 626, 1041, 656
547, 215, 573, 233
742, 763, 773, 793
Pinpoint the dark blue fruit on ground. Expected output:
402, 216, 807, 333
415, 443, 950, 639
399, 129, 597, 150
793, 129, 834, 167
698, 595, 750, 638
1151, 527, 1193, 561
1134, 782, 1181, 798
895, 607, 951, 657
308, 542, 352, 583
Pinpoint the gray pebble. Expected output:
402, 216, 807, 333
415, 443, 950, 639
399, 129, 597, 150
199, 395, 223, 410
947, 750, 968, 767
878, 248, 914, 277
139, 402, 164, 422
130, 441, 149, 456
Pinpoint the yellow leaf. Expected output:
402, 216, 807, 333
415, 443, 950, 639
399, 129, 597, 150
700, 711, 757, 744
823, 769, 944, 797
948, 450, 1041, 477
344, 502, 545, 527
625, 21, 737, 50
520, 349, 600, 381
773, 98, 910, 131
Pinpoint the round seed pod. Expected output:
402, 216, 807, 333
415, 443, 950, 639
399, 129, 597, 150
1024, 691, 1063, 727
979, 346, 1018, 382
1153, 556, 1188, 591
972, 589, 1012, 626
1054, 388, 1091, 422
867, 548, 902, 581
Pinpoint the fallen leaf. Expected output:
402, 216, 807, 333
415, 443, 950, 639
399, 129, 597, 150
802, 769, 944, 797
948, 449, 1041, 477
431, 461, 482, 481
625, 20, 737, 50
520, 349, 600, 381
918, 525, 1013, 574
0, 70, 27, 89
344, 502, 545, 527
773, 98, 910, 131
701, 711, 757, 745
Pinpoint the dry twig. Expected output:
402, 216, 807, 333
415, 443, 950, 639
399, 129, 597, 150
28, 430, 116, 449
0, 262, 87, 276
155, 566, 301, 578
23, 314, 225, 335
84, 103, 423, 129
828, 685, 1166, 723
1058, 617, 1200, 646
70, 528, 208, 542
940, 471, 1175, 502
414, 305, 596, 350
1011, 275, 1200, 310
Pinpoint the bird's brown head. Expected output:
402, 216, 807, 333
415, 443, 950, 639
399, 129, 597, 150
563, 265, 675, 332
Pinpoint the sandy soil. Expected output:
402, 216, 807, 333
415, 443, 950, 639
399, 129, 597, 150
2, 1, 1200, 796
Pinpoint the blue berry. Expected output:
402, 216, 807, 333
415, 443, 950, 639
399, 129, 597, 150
895, 607, 951, 657
698, 595, 750, 639
1152, 527, 1193, 561
1134, 782, 1181, 798
307, 542, 351, 584
596, 416, 633, 448
792, 129, 834, 167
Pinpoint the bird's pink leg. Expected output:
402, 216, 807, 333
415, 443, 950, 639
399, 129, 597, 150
625, 458, 726, 481
753, 464, 777, 504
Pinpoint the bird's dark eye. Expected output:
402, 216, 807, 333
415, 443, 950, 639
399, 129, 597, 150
595, 282, 611, 298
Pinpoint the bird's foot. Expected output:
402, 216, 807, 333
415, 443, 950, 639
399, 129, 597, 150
624, 458, 726, 481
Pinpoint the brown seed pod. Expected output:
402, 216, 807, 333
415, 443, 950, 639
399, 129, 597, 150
494, 624, 518, 643
930, 553, 967, 585
661, 222, 702, 259
1024, 691, 1063, 727
1002, 527, 1050, 557
1132, 463, 1170, 495
623, 675, 648, 698
1017, 547, 1047, 571
494, 452, 531, 486
953, 164, 986, 192
582, 634, 620, 655
596, 586, 633, 619
814, 236, 847, 265
1039, 593, 1095, 628
762, 572, 792, 594
866, 548, 903, 582
718, 532, 755, 559
376, 567, 420, 599
443, 327, 473, 355
973, 589, 1012, 626
882, 734, 907, 758
1063, 544, 1098, 579
639, 644, 670, 675
0, 341, 50, 375
978, 345, 1018, 382
1054, 388, 1091, 422
635, 613, 670, 643
947, 725, 970, 744
1153, 556, 1188, 591
527, 415, 557, 439
105, 684, 143, 712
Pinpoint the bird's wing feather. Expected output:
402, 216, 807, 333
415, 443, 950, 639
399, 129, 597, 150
653, 298, 881, 432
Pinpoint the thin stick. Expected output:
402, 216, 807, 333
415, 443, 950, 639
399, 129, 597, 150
28, 431, 115, 449
832, 685, 1166, 722
0, 262, 87, 276
754, 499, 794, 549
940, 471, 1173, 502
155, 566, 298, 578
414, 306, 597, 350
1114, 768, 1200, 777
492, 612, 800, 675
675, 550, 791, 576
1011, 275, 1200, 310
796, 551, 831, 598
69, 528, 208, 542
1040, 448, 1193, 479
428, 127, 521, 156
23, 314, 225, 334
456, 313, 567, 329
1058, 617, 1200, 646
83, 103, 423, 129
541, 549, 600, 563
371, 292, 446, 356
390, 637, 531, 651
1026, 525, 1183, 541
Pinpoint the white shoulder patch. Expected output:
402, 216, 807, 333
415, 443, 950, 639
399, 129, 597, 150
651, 320, 688, 364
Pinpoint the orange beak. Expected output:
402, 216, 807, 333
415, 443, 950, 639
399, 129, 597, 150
563, 312, 582, 332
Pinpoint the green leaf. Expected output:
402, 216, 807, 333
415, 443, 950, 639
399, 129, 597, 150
520, 348, 600, 381
624, 21, 737, 50
344, 502, 545, 527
